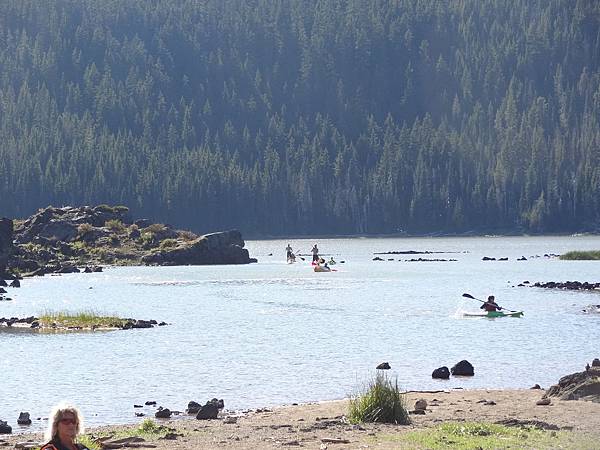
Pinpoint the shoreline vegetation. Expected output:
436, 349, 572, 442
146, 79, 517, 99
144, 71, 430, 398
560, 250, 600, 260
2, 389, 600, 449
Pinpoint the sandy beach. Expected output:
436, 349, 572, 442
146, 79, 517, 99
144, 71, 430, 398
2, 389, 600, 449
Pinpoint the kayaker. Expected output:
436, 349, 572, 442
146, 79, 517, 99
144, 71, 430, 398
480, 295, 501, 312
311, 244, 319, 263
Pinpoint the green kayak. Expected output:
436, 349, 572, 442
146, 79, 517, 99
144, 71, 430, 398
464, 310, 524, 318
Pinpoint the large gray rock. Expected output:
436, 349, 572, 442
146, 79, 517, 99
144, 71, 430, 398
0, 218, 13, 276
14, 205, 130, 244
545, 367, 600, 401
142, 230, 256, 265
432, 366, 450, 379
451, 360, 474, 376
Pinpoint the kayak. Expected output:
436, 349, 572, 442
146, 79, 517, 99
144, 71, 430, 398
463, 310, 524, 318
313, 265, 331, 272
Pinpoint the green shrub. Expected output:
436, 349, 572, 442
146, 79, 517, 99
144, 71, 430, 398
144, 223, 166, 234
159, 238, 178, 249
179, 230, 198, 241
137, 419, 168, 435
113, 205, 129, 213
95, 204, 115, 213
106, 219, 125, 233
560, 250, 600, 260
76, 435, 101, 450
77, 223, 93, 236
348, 372, 410, 425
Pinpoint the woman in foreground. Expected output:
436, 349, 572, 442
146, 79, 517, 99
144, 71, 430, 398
40, 403, 89, 450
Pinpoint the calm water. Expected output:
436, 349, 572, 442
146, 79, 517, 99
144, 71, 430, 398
2, 236, 600, 432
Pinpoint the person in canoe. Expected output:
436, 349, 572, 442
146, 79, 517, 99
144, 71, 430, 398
480, 295, 501, 312
311, 244, 319, 263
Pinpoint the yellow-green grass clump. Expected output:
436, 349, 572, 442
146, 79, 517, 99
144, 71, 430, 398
396, 422, 597, 449
39, 310, 128, 329
348, 372, 410, 424
560, 250, 600, 260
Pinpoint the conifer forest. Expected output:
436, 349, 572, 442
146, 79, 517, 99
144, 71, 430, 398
1, 0, 599, 235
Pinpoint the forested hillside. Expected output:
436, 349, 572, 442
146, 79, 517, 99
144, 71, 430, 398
1, 0, 599, 235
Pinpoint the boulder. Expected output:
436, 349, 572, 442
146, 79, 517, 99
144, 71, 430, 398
432, 366, 450, 379
592, 358, 600, 367
545, 367, 600, 401
414, 399, 427, 411
196, 402, 219, 420
0, 419, 12, 434
0, 218, 13, 277
186, 401, 201, 414
451, 360, 474, 376
155, 408, 171, 418
376, 362, 391, 370
142, 230, 256, 265
17, 412, 31, 425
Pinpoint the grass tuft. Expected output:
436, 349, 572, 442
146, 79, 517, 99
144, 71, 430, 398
348, 372, 410, 424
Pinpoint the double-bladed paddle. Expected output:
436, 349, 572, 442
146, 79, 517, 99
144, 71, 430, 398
461, 293, 517, 313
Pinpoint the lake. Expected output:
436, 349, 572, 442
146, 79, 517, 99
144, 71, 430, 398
2, 235, 600, 432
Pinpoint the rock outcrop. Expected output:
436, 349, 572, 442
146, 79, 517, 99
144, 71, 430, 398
545, 366, 600, 402
141, 230, 256, 265
0, 218, 13, 278
4, 205, 256, 276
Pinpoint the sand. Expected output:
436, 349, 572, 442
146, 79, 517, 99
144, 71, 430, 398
2, 389, 600, 449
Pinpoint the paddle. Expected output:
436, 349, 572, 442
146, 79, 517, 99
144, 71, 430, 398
461, 293, 518, 313
295, 251, 305, 261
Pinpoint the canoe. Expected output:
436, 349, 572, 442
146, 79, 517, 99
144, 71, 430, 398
463, 310, 524, 318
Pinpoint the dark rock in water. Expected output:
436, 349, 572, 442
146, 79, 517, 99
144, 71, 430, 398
530, 384, 542, 389
0, 419, 12, 434
145, 401, 157, 406
376, 362, 391, 370
142, 230, 255, 265
432, 366, 450, 379
17, 412, 31, 425
9, 279, 20, 288
533, 280, 600, 291
482, 256, 496, 261
186, 401, 201, 414
372, 257, 384, 261
451, 360, 474, 376
155, 408, 171, 418
592, 358, 600, 367
196, 402, 219, 420
517, 256, 527, 261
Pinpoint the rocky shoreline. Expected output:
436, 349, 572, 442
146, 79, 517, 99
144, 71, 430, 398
1, 363, 598, 447
1, 386, 599, 449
